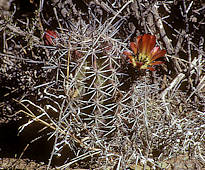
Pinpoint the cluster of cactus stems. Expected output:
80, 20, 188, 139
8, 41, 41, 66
16, 2, 205, 169
19, 20, 165, 168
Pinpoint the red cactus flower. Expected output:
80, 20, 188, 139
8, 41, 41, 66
123, 34, 166, 71
44, 30, 58, 46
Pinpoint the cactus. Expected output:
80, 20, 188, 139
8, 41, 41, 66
19, 20, 163, 168
8, 0, 204, 169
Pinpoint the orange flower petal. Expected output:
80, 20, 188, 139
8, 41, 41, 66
140, 34, 155, 55
123, 51, 132, 56
151, 49, 166, 61
150, 47, 160, 57
136, 35, 143, 54
142, 34, 150, 54
147, 67, 155, 71
130, 42, 138, 55
146, 35, 156, 56
149, 61, 164, 66
128, 55, 134, 60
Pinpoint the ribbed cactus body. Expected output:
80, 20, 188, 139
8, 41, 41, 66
17, 2, 205, 169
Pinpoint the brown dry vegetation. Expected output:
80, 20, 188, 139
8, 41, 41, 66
0, 0, 205, 169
